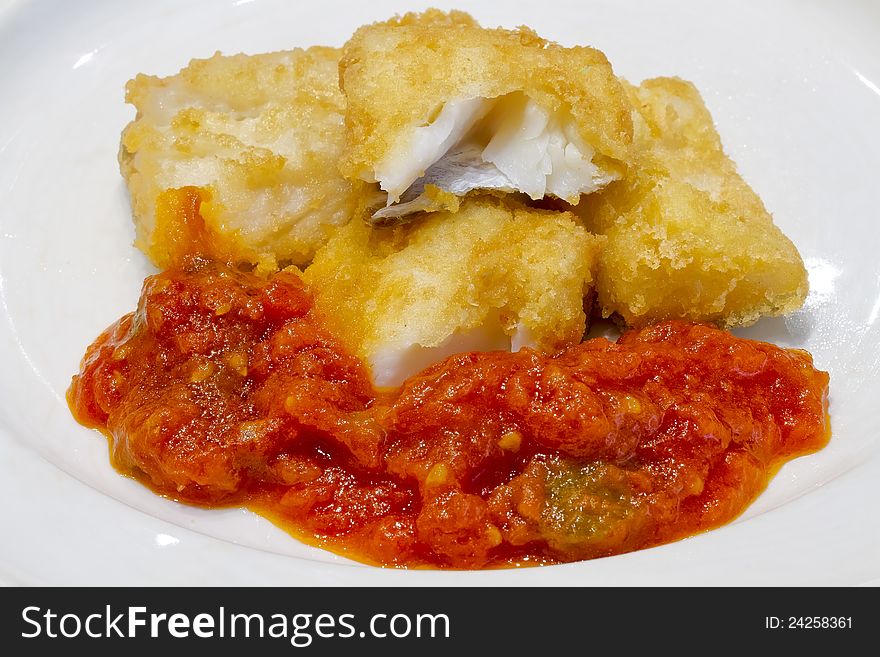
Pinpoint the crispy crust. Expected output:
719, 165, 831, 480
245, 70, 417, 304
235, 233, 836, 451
339, 9, 633, 183
303, 196, 605, 373
120, 47, 356, 270
577, 77, 808, 328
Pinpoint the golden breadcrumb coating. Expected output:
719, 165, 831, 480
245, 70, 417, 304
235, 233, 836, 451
303, 197, 605, 386
120, 47, 357, 270
577, 77, 808, 328
339, 9, 633, 218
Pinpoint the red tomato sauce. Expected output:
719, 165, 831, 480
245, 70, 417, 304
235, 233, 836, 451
68, 258, 830, 568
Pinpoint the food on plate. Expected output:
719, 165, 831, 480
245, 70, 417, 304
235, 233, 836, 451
303, 197, 605, 386
68, 259, 830, 568
338, 9, 633, 222
68, 9, 830, 569
577, 77, 808, 328
120, 47, 356, 270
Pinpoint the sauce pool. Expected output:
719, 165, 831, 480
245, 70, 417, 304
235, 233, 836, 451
68, 258, 830, 568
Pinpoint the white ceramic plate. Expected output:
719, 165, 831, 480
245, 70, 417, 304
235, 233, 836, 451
1, 0, 879, 586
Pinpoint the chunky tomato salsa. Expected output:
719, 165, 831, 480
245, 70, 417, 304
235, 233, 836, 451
69, 258, 830, 568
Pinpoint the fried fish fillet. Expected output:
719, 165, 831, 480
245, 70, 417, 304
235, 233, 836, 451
577, 77, 808, 328
339, 9, 633, 222
303, 197, 605, 387
120, 47, 357, 270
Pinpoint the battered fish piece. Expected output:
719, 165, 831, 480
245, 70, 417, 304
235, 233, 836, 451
120, 47, 357, 270
339, 10, 633, 222
577, 77, 808, 327
303, 197, 605, 387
